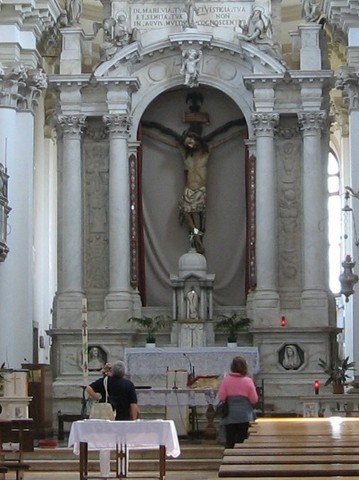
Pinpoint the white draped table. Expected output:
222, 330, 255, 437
68, 419, 180, 479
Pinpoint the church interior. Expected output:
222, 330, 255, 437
1, 0, 359, 451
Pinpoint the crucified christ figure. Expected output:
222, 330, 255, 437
141, 118, 246, 254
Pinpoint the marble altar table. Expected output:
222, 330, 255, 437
125, 347, 260, 387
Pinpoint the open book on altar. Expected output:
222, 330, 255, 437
187, 375, 219, 389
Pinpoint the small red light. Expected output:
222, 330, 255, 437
280, 315, 287, 327
314, 380, 320, 394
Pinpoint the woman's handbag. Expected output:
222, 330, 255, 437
89, 376, 116, 420
215, 400, 229, 418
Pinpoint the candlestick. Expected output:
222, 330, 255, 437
82, 298, 89, 386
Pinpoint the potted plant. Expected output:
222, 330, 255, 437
318, 356, 355, 394
215, 313, 252, 346
127, 315, 170, 347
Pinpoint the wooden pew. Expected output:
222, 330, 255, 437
219, 418, 359, 478
219, 463, 359, 477
0, 420, 33, 480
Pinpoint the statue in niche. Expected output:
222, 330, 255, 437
236, 7, 272, 43
142, 115, 245, 254
88, 346, 105, 371
186, 286, 199, 319
180, 48, 202, 88
65, 0, 83, 25
93, 13, 139, 62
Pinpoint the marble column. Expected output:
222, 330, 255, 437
103, 114, 133, 312
298, 111, 329, 319
252, 113, 280, 313
57, 115, 86, 296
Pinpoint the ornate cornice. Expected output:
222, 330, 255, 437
0, 1, 61, 41
323, 0, 359, 37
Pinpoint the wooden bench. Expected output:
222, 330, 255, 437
219, 418, 359, 478
224, 446, 359, 455
219, 463, 359, 477
0, 420, 33, 480
0, 465, 8, 480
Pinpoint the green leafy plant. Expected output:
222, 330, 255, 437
215, 313, 252, 343
318, 356, 355, 386
127, 315, 171, 343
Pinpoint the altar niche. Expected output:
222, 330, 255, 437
140, 87, 248, 308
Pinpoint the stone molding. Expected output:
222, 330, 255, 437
324, 0, 359, 37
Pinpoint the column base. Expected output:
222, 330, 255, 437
253, 289, 280, 308
104, 290, 141, 313
301, 289, 332, 326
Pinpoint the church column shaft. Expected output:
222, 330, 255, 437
58, 115, 86, 293
299, 112, 326, 291
252, 113, 279, 291
104, 115, 131, 293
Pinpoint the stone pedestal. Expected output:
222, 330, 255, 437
0, 369, 32, 419
170, 249, 215, 347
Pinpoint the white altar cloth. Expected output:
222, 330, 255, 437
68, 419, 181, 457
125, 347, 260, 387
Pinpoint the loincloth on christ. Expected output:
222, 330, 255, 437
178, 186, 206, 213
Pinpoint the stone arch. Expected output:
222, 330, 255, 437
94, 37, 286, 134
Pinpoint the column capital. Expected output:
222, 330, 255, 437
298, 111, 326, 134
251, 112, 279, 136
0, 64, 47, 111
103, 114, 132, 137
57, 114, 86, 135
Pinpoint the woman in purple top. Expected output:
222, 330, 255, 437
218, 356, 258, 448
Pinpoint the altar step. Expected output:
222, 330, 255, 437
23, 442, 224, 473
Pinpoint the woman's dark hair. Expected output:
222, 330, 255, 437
230, 356, 248, 375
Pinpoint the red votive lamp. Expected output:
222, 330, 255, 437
314, 380, 320, 395
280, 315, 287, 327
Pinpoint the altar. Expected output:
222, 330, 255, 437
124, 347, 260, 387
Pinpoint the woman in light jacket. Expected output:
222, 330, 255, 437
218, 356, 258, 448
